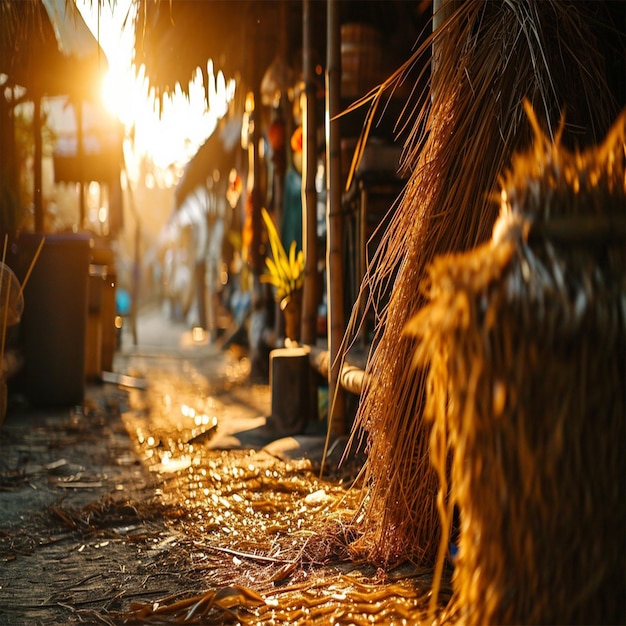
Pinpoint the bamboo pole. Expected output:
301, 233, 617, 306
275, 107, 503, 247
76, 99, 85, 229
33, 97, 43, 232
16, 235, 45, 301
325, 0, 346, 436
248, 7, 263, 283
431, 0, 456, 104
308, 345, 368, 397
0, 235, 8, 367
300, 0, 319, 346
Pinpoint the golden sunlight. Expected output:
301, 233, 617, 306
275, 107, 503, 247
76, 0, 235, 185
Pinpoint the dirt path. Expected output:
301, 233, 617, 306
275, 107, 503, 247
0, 347, 445, 625
0, 383, 182, 625
0, 340, 276, 626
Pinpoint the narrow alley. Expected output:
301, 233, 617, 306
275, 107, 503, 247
0, 304, 442, 625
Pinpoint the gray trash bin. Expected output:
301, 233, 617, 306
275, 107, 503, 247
16, 232, 91, 407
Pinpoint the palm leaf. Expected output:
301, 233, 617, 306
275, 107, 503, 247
261, 208, 284, 266
261, 207, 303, 301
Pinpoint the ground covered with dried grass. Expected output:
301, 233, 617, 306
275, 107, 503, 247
0, 356, 450, 625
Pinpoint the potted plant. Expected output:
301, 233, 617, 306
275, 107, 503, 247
260, 207, 304, 342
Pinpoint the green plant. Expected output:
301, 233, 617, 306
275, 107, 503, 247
260, 207, 304, 305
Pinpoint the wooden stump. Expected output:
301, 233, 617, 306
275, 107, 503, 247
268, 347, 310, 435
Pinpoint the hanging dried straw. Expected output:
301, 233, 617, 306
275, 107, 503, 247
406, 103, 625, 625
343, 0, 623, 569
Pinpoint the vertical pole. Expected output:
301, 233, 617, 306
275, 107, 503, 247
432, 0, 455, 104
273, 1, 288, 232
249, 10, 263, 283
0, 85, 18, 239
131, 216, 140, 346
77, 99, 85, 229
33, 97, 43, 232
301, 0, 318, 345
326, 0, 346, 435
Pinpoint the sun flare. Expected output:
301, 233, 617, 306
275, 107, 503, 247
77, 0, 235, 185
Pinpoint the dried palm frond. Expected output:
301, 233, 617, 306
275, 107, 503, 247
407, 103, 625, 625
343, 0, 623, 569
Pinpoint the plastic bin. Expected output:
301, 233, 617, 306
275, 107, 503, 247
15, 232, 91, 407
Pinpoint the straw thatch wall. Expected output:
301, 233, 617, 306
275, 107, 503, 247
347, 0, 624, 570
407, 105, 625, 625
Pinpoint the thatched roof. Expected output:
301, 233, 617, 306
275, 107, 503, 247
132, 0, 426, 105
174, 117, 241, 209
0, 0, 107, 100
133, 0, 306, 102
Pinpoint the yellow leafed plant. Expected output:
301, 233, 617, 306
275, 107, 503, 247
260, 208, 304, 307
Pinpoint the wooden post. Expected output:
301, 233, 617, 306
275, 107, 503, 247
33, 97, 43, 232
301, 0, 319, 346
432, 0, 456, 104
268, 347, 311, 435
326, 0, 346, 436
76, 99, 85, 229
